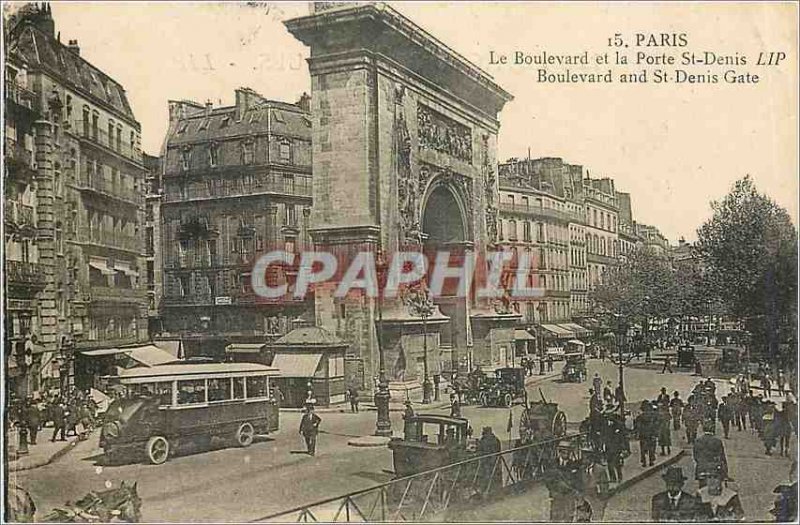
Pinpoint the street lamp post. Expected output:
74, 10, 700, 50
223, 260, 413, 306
408, 279, 434, 404
373, 251, 392, 437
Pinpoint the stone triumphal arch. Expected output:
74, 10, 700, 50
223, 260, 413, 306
286, 3, 519, 395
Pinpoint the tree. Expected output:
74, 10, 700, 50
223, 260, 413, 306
591, 246, 678, 343
696, 176, 798, 362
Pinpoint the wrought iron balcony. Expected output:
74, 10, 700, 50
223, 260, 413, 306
163, 171, 312, 203
74, 168, 142, 206
86, 286, 144, 303
76, 230, 140, 253
498, 202, 573, 223
4, 137, 36, 182
4, 200, 35, 229
6, 260, 46, 288
66, 119, 142, 164
4, 82, 35, 109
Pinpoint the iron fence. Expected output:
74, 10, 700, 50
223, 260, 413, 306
252, 432, 587, 523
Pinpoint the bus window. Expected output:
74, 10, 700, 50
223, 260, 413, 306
208, 377, 232, 402
233, 377, 245, 400
246, 376, 268, 399
177, 379, 207, 405
154, 381, 173, 405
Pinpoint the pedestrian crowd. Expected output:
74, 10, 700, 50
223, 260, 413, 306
8, 388, 99, 455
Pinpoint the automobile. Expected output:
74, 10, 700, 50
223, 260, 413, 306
100, 361, 280, 465
561, 353, 587, 383
388, 414, 473, 477
716, 347, 742, 374
677, 344, 695, 368
479, 367, 527, 407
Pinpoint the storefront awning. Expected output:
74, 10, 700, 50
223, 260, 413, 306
559, 323, 590, 337
514, 329, 536, 341
89, 257, 116, 275
226, 343, 267, 354
540, 324, 574, 338
114, 261, 139, 277
80, 345, 176, 367
271, 352, 322, 378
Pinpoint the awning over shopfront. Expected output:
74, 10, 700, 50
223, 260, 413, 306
560, 323, 590, 337
80, 345, 176, 367
88, 257, 116, 275
514, 329, 536, 341
225, 343, 267, 354
539, 324, 574, 339
271, 352, 322, 378
114, 260, 139, 277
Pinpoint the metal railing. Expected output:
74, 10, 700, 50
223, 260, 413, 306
66, 120, 142, 163
6, 260, 47, 286
498, 202, 573, 223
252, 432, 587, 523
75, 168, 142, 205
4, 200, 35, 228
77, 230, 140, 252
163, 172, 312, 203
5, 82, 35, 109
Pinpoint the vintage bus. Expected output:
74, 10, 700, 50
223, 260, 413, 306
100, 361, 280, 465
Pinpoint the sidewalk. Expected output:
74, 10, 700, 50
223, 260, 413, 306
7, 428, 89, 472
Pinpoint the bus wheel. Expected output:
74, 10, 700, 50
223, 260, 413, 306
146, 436, 170, 465
235, 422, 255, 447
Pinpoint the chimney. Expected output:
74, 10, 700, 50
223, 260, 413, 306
235, 87, 261, 121
296, 92, 311, 112
67, 39, 80, 56
205, 100, 213, 118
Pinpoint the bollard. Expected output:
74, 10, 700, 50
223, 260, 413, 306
17, 425, 29, 456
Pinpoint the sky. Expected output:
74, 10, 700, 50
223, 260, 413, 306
23, 1, 798, 243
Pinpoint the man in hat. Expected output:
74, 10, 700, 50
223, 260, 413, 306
603, 404, 627, 485
476, 426, 502, 494
449, 393, 461, 418
635, 401, 658, 467
656, 387, 670, 406
402, 400, 417, 440
592, 373, 603, 398
693, 419, 728, 488
717, 396, 734, 439
696, 471, 745, 521
669, 391, 684, 431
298, 403, 322, 456
651, 467, 698, 522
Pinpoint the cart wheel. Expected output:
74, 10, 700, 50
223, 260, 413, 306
552, 411, 567, 437
504, 393, 513, 408
235, 422, 255, 447
146, 436, 170, 465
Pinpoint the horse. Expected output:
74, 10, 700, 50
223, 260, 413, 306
41, 481, 141, 522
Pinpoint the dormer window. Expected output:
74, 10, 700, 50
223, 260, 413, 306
198, 119, 210, 131
220, 116, 231, 129
177, 121, 189, 134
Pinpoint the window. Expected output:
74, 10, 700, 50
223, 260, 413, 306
329, 355, 344, 377
108, 121, 114, 145
508, 220, 517, 241
198, 119, 210, 131
177, 379, 206, 405
92, 113, 99, 140
521, 196, 529, 208
220, 116, 231, 129
245, 376, 269, 399
116, 125, 122, 151
279, 140, 291, 162
83, 107, 90, 135
208, 143, 219, 167
177, 121, 189, 134
208, 378, 232, 402
180, 149, 190, 171
233, 377, 245, 399
285, 204, 297, 227
241, 141, 254, 164
523, 221, 531, 242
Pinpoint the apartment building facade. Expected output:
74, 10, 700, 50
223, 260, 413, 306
159, 88, 314, 357
5, 5, 148, 394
